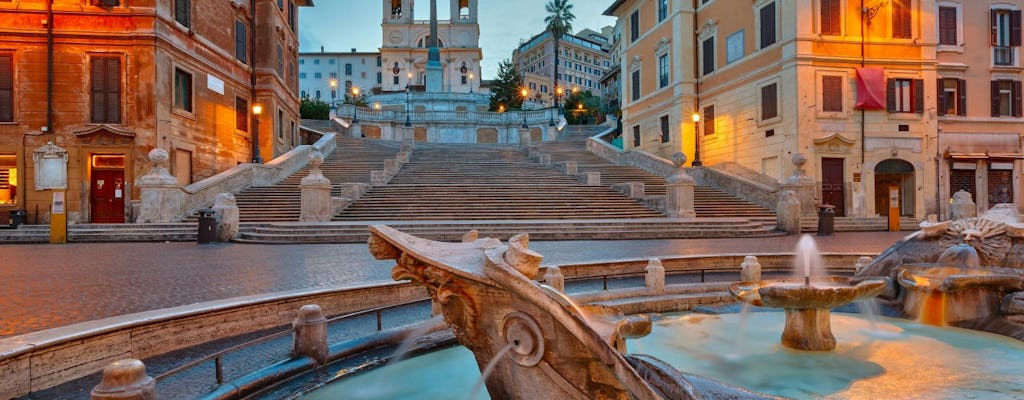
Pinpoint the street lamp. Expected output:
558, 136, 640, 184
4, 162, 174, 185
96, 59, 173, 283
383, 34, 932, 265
351, 86, 360, 124
468, 72, 474, 93
520, 88, 529, 128
691, 112, 702, 166
328, 78, 337, 115
251, 103, 263, 163
404, 71, 412, 127
555, 86, 564, 115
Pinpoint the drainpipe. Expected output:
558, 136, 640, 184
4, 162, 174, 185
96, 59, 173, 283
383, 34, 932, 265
692, 0, 701, 167
47, 0, 54, 138
250, 0, 258, 161
860, 0, 866, 169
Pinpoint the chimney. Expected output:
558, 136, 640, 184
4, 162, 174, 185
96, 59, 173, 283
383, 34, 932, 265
320, 45, 324, 53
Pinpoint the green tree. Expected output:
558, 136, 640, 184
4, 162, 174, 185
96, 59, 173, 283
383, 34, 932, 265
299, 98, 330, 120
545, 0, 575, 99
563, 90, 601, 125
489, 59, 524, 111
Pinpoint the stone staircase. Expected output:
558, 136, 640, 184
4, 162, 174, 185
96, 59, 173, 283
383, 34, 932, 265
534, 125, 777, 221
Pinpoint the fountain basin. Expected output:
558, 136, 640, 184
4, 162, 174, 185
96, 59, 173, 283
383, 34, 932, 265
730, 277, 886, 351
896, 264, 1024, 325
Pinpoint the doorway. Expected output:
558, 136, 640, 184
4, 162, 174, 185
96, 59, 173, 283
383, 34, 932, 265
821, 158, 845, 216
874, 159, 915, 217
90, 154, 126, 223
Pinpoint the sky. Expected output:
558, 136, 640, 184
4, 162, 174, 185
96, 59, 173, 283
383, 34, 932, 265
298, 1, 617, 80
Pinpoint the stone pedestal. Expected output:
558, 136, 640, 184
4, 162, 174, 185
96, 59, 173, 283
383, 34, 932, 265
337, 183, 369, 200
581, 172, 600, 186
90, 359, 155, 400
396, 151, 411, 163
740, 256, 762, 282
665, 154, 696, 218
781, 308, 836, 351
293, 304, 328, 364
385, 159, 400, 175
782, 153, 818, 217
950, 190, 977, 220
645, 258, 665, 293
371, 170, 389, 186
349, 123, 362, 138
211, 193, 239, 241
300, 152, 332, 222
614, 182, 645, 199
137, 149, 184, 223
777, 190, 802, 234
557, 161, 577, 175
538, 154, 551, 165
518, 128, 532, 147
545, 126, 558, 141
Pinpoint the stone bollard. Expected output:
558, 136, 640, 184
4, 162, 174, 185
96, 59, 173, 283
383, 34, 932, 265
740, 256, 762, 282
776, 189, 802, 234
401, 137, 415, 152
90, 359, 156, 400
137, 148, 185, 223
950, 190, 977, 220
614, 182, 645, 199
300, 151, 332, 222
544, 266, 565, 293
545, 126, 558, 142
384, 159, 400, 175
370, 170, 389, 186
293, 304, 328, 365
581, 171, 600, 186
538, 154, 551, 165
645, 258, 666, 293
212, 193, 239, 241
557, 161, 578, 175
518, 128, 532, 147
854, 256, 873, 275
462, 229, 479, 242
666, 153, 696, 218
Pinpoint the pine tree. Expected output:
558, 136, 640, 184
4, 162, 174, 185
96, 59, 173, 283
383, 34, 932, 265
489, 59, 525, 111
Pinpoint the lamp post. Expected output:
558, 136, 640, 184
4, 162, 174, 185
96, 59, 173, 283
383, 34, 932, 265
691, 112, 702, 166
328, 78, 337, 116
351, 86, 360, 124
252, 103, 263, 163
520, 88, 529, 129
468, 72, 474, 93
404, 71, 412, 127
555, 86, 564, 115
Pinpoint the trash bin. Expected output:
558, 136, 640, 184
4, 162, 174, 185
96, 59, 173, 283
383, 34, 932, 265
817, 204, 836, 236
197, 209, 218, 244
8, 210, 26, 229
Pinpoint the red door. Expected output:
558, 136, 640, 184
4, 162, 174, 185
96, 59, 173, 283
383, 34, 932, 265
821, 158, 845, 216
91, 169, 125, 223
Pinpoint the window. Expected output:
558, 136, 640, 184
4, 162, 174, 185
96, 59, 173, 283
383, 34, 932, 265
299, 72, 306, 79
992, 9, 1021, 66
0, 153, 17, 205
174, 0, 190, 28
938, 6, 957, 46
887, 78, 923, 113
234, 20, 247, 63
892, 0, 912, 39
938, 78, 965, 116
393, 76, 399, 85
761, 83, 778, 120
329, 72, 337, 79
377, 72, 382, 84
314, 72, 321, 79
0, 54, 11, 122
632, 125, 640, 146
328, 59, 335, 65
315, 90, 320, 99
288, 1, 296, 30
313, 59, 319, 65
277, 109, 284, 139
820, 0, 841, 36
759, 2, 776, 49
701, 37, 715, 75
703, 105, 715, 136
660, 115, 670, 143
630, 10, 640, 42
299, 59, 304, 65
235, 97, 248, 132
276, 45, 283, 75
345, 63, 353, 75
991, 79, 1022, 117
377, 57, 382, 67
91, 56, 121, 123
822, 75, 843, 112
631, 69, 640, 101
658, 54, 669, 88
173, 67, 192, 113
658, 0, 668, 22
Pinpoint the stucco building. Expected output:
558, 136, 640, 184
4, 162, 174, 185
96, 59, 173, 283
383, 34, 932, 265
606, 0, 1024, 220
512, 28, 614, 109
298, 49, 382, 107
0, 0, 311, 225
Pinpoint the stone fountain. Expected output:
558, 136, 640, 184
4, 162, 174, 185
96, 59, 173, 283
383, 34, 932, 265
730, 236, 887, 351
368, 225, 779, 400
857, 204, 1024, 338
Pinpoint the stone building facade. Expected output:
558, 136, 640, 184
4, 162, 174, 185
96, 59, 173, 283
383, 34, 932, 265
0, 0, 310, 224
606, 0, 1024, 220
298, 50, 382, 107
512, 28, 614, 109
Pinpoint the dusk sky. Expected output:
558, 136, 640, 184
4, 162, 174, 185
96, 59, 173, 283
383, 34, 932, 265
298, 1, 617, 79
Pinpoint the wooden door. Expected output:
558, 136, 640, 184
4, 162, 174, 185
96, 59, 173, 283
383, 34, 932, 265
821, 158, 845, 216
91, 169, 125, 223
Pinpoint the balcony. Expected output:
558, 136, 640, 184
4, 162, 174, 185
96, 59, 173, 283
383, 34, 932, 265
994, 46, 1014, 66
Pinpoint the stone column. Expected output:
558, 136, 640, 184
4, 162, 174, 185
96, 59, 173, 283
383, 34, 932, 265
300, 151, 332, 222
781, 153, 818, 217
90, 359, 155, 400
212, 193, 239, 241
136, 149, 185, 223
665, 152, 696, 218
293, 304, 328, 364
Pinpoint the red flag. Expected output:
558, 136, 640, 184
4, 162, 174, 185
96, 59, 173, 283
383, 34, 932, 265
855, 68, 885, 110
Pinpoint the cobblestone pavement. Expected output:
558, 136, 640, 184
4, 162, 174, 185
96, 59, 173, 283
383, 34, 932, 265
0, 231, 909, 337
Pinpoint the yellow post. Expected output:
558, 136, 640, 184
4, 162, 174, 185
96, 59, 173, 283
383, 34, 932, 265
50, 190, 67, 244
888, 186, 900, 232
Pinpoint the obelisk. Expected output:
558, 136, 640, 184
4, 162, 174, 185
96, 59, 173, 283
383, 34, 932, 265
425, 0, 443, 92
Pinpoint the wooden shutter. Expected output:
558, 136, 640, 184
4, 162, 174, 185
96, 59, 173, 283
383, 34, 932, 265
0, 54, 12, 122
991, 80, 1001, 117
886, 78, 896, 112
958, 79, 967, 116
234, 21, 246, 63
702, 37, 714, 75
823, 76, 842, 112
821, 0, 840, 36
91, 58, 107, 123
175, 0, 190, 28
1013, 10, 1022, 46
992, 10, 999, 45
760, 3, 776, 48
235, 97, 248, 132
892, 0, 911, 39
761, 83, 777, 120
1014, 80, 1022, 117
106, 57, 120, 123
938, 7, 957, 45
913, 79, 924, 113
936, 79, 946, 116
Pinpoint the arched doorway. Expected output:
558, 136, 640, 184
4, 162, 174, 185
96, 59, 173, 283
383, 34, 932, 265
874, 159, 915, 217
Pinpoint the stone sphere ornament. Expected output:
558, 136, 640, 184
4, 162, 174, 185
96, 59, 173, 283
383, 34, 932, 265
672, 152, 687, 168
791, 153, 807, 168
148, 148, 170, 168
308, 151, 324, 168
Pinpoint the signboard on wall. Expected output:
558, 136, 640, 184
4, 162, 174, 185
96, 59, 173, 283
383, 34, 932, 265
33, 141, 68, 190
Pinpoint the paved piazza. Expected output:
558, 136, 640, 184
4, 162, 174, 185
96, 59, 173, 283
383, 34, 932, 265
0, 232, 908, 338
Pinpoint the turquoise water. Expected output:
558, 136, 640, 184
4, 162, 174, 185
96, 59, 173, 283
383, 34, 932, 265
305, 312, 1024, 399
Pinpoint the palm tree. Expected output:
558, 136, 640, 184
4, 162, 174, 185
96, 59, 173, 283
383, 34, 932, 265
544, 0, 575, 111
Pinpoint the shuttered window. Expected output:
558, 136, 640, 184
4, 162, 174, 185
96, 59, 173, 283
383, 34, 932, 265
936, 78, 966, 116
173, 67, 192, 113
174, 0, 190, 28
761, 83, 778, 120
0, 54, 12, 122
630, 11, 640, 43
759, 2, 776, 49
632, 125, 640, 147
990, 80, 1022, 117
631, 69, 640, 101
938, 7, 957, 46
820, 0, 841, 36
892, 0, 912, 39
234, 20, 247, 63
702, 37, 715, 76
235, 97, 248, 132
660, 115, 670, 143
703, 105, 715, 136
90, 56, 121, 124
822, 76, 843, 112
886, 78, 924, 113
